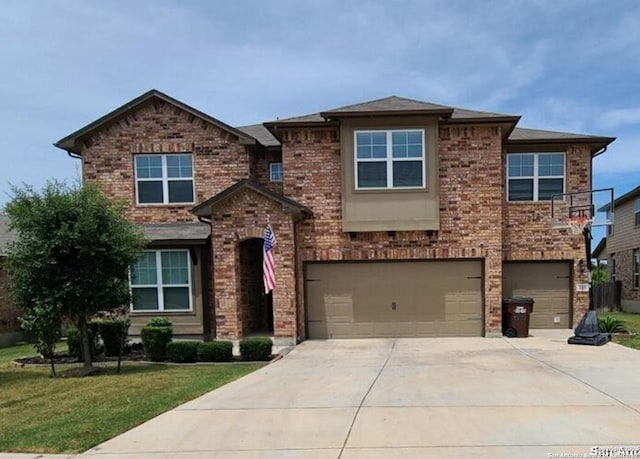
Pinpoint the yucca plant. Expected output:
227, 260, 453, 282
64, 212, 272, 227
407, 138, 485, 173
598, 316, 630, 334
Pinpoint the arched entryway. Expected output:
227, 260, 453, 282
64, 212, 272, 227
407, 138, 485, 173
239, 238, 273, 336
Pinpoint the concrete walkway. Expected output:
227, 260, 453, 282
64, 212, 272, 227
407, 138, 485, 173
75, 330, 640, 458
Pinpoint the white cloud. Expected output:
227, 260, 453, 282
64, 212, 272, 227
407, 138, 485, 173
600, 108, 640, 129
593, 134, 640, 175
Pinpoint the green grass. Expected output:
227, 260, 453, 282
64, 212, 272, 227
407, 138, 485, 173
0, 342, 260, 453
599, 311, 640, 350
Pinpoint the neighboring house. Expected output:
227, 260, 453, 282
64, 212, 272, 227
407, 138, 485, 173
0, 215, 20, 333
592, 237, 607, 262
599, 186, 640, 313
54, 90, 615, 344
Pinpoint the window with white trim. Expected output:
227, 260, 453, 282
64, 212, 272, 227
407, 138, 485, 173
270, 162, 283, 182
634, 199, 640, 226
135, 154, 194, 204
634, 249, 640, 289
355, 129, 425, 189
507, 153, 565, 201
130, 250, 192, 311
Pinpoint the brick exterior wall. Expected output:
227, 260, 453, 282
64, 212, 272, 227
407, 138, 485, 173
81, 99, 251, 224
612, 250, 640, 308
281, 125, 505, 338
210, 189, 296, 340
250, 149, 283, 194
502, 145, 592, 323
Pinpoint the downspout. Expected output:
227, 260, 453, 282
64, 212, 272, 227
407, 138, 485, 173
67, 151, 81, 160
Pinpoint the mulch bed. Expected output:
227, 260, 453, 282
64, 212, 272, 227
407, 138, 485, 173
14, 348, 147, 366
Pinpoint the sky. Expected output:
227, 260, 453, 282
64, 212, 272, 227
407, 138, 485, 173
1, 0, 638, 226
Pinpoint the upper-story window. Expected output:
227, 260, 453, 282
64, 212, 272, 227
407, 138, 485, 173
354, 129, 425, 189
507, 153, 565, 201
607, 211, 613, 236
130, 250, 192, 311
135, 154, 194, 204
270, 162, 283, 182
634, 199, 640, 226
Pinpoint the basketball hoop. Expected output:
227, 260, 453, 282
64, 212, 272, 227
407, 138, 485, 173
567, 216, 592, 234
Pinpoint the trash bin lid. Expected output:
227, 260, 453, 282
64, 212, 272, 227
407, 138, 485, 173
503, 296, 534, 304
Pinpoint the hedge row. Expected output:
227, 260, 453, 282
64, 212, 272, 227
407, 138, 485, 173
163, 337, 272, 363
67, 319, 130, 361
69, 317, 274, 363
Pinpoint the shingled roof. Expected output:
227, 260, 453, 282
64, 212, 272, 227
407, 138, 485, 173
137, 223, 211, 245
264, 95, 519, 127
55, 89, 258, 155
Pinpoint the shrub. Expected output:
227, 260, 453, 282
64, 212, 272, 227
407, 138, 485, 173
66, 323, 102, 361
198, 340, 233, 362
166, 341, 199, 363
239, 337, 272, 361
140, 318, 173, 362
66, 328, 81, 359
147, 317, 172, 327
97, 319, 130, 357
598, 316, 630, 334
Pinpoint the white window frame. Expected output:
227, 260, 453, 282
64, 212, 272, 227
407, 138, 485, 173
134, 154, 195, 205
506, 152, 565, 202
130, 249, 193, 312
269, 162, 283, 183
354, 129, 426, 190
634, 199, 640, 226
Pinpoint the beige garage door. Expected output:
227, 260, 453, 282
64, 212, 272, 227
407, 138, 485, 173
305, 261, 483, 338
502, 262, 571, 329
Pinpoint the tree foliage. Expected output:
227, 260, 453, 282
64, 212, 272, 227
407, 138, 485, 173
4, 181, 147, 371
591, 263, 608, 284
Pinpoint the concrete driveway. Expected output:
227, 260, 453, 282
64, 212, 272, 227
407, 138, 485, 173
80, 330, 640, 458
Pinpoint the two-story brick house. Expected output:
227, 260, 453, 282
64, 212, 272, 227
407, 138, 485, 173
54, 90, 614, 345
598, 186, 640, 313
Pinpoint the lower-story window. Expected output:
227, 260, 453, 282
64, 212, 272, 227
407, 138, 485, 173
130, 250, 192, 311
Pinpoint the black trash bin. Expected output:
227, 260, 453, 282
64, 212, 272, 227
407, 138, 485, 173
502, 297, 534, 338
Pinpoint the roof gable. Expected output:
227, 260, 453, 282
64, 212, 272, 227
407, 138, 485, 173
320, 95, 454, 118
192, 180, 312, 219
264, 95, 518, 128
55, 89, 257, 154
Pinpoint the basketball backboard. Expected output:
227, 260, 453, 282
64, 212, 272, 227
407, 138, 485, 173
550, 188, 614, 232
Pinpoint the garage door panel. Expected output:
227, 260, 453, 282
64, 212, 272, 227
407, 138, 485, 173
306, 261, 483, 338
503, 262, 571, 329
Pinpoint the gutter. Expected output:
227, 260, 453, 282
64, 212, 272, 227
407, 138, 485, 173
592, 145, 608, 158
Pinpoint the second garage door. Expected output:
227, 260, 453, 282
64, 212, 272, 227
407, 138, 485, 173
305, 261, 483, 339
502, 262, 571, 329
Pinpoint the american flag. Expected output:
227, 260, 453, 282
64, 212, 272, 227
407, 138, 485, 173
263, 224, 276, 294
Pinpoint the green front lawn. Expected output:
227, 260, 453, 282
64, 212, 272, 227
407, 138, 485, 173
0, 342, 260, 453
599, 311, 640, 350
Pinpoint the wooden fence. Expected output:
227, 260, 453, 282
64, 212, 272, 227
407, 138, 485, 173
593, 281, 621, 310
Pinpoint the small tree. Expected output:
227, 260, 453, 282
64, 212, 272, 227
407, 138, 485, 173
4, 181, 147, 371
592, 263, 608, 284
19, 302, 61, 376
